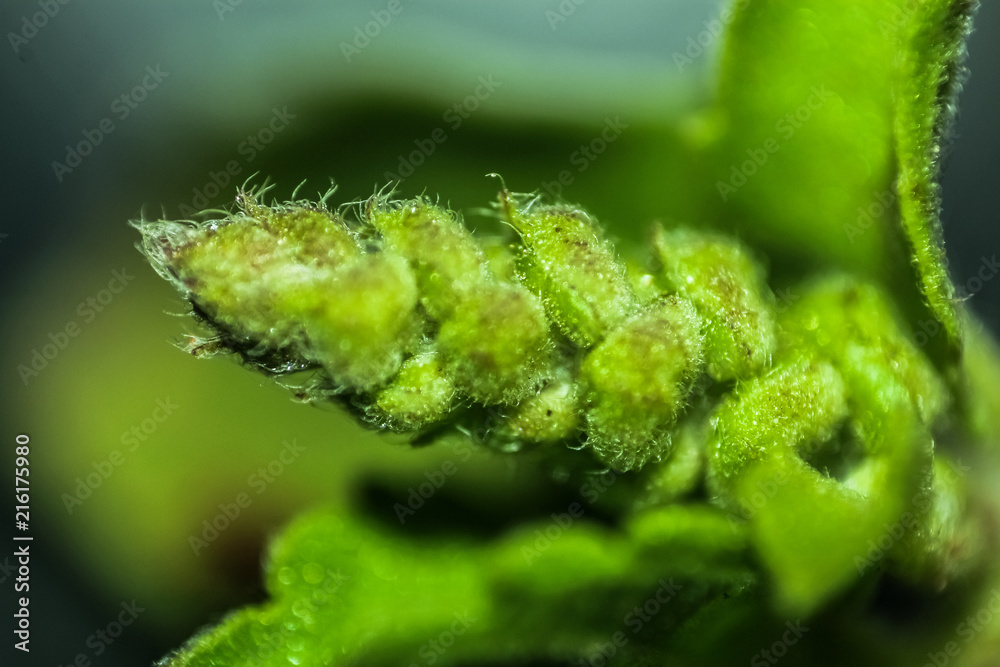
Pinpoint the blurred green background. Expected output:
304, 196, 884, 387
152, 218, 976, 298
0, 1, 998, 665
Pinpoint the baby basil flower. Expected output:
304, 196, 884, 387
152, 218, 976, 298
367, 199, 491, 321
300, 252, 421, 391
437, 282, 552, 405
500, 191, 639, 348
370, 349, 456, 431
581, 296, 704, 472
140, 190, 421, 391
501, 372, 581, 444
706, 357, 849, 500
778, 275, 950, 430
652, 225, 777, 381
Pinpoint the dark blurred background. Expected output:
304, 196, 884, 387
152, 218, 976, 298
0, 1, 996, 665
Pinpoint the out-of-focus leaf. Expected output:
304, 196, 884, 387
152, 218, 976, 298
163, 506, 754, 666
710, 0, 975, 367
712, 1, 899, 274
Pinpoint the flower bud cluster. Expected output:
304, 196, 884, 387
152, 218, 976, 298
139, 186, 782, 471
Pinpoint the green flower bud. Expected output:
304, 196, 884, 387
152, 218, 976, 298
150, 199, 361, 350
890, 456, 980, 590
652, 225, 777, 381
502, 373, 580, 443
712, 350, 933, 613
171, 221, 309, 347
370, 349, 455, 431
581, 296, 704, 471
140, 191, 421, 391
366, 198, 490, 321
634, 414, 707, 509
500, 191, 638, 348
437, 282, 552, 404
302, 253, 421, 390
779, 276, 949, 429
707, 357, 848, 499
237, 190, 362, 264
